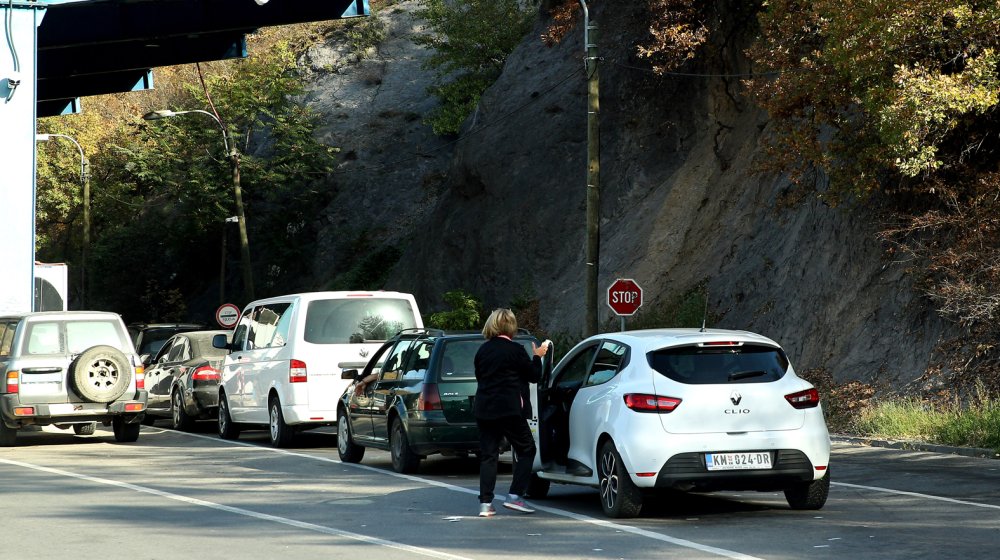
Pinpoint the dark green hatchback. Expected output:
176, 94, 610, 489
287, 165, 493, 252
337, 329, 539, 473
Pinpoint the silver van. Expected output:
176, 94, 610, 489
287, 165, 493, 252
213, 291, 422, 447
0, 311, 148, 446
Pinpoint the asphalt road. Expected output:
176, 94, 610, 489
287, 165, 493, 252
1, 423, 998, 560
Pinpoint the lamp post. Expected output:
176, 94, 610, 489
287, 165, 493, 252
221, 215, 238, 304
143, 109, 255, 301
36, 133, 90, 308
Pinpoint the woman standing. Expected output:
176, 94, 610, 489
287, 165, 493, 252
473, 308, 549, 517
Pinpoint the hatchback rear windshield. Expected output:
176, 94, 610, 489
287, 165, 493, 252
647, 343, 789, 384
304, 298, 419, 344
438, 338, 535, 382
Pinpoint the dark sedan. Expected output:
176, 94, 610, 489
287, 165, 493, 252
337, 329, 541, 473
143, 330, 231, 430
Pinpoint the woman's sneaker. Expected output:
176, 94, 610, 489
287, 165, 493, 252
502, 495, 535, 514
479, 503, 496, 517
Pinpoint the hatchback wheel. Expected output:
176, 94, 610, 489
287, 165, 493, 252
112, 417, 140, 443
269, 398, 294, 448
598, 440, 642, 518
390, 419, 420, 473
337, 408, 365, 463
218, 393, 241, 440
785, 469, 830, 510
172, 390, 194, 432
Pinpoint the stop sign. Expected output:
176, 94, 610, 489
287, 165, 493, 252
607, 278, 643, 316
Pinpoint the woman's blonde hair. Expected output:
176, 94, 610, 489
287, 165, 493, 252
482, 308, 517, 339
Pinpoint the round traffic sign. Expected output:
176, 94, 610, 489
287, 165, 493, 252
215, 303, 241, 328
607, 278, 643, 316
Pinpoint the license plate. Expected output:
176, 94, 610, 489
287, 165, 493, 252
705, 451, 773, 471
48, 403, 77, 415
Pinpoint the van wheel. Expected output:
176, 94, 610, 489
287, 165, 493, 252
390, 419, 420, 473
218, 393, 241, 440
526, 473, 550, 499
70, 345, 132, 403
337, 408, 365, 463
0, 422, 17, 447
112, 417, 140, 443
73, 422, 96, 436
598, 439, 642, 518
269, 397, 294, 448
172, 390, 195, 432
785, 469, 830, 510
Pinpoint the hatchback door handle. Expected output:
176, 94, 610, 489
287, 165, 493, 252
23, 367, 62, 373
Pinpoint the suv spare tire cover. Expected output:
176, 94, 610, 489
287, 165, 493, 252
70, 345, 133, 403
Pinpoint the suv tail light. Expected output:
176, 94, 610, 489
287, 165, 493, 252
785, 388, 820, 409
134, 358, 145, 390
623, 393, 681, 413
191, 366, 220, 382
416, 383, 442, 411
289, 359, 307, 383
6, 371, 18, 394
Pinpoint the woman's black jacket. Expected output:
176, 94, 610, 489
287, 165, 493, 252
473, 337, 542, 420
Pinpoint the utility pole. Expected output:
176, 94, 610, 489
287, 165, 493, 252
36, 133, 89, 308
229, 147, 254, 301
580, 0, 600, 337
82, 158, 90, 308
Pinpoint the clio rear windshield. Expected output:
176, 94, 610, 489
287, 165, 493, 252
647, 344, 789, 384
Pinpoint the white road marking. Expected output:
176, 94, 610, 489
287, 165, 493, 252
0, 456, 473, 560
833, 481, 1000, 511
142, 429, 765, 560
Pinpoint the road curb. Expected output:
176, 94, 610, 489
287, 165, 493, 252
832, 434, 1000, 460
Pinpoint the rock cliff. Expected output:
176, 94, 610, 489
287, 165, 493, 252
302, 1, 955, 385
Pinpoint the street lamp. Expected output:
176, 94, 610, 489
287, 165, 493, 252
36, 132, 90, 308
143, 109, 255, 301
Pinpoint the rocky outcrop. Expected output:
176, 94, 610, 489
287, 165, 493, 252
303, 1, 954, 385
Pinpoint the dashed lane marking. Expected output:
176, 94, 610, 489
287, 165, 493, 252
0, 456, 474, 560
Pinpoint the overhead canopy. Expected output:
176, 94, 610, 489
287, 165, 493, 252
36, 0, 369, 117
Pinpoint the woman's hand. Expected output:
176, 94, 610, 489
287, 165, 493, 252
532, 340, 551, 358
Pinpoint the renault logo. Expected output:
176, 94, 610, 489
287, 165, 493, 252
730, 391, 743, 406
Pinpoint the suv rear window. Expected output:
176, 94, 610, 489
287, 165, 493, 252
24, 320, 126, 355
304, 298, 418, 344
647, 343, 789, 384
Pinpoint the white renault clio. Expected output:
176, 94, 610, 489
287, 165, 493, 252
530, 328, 831, 518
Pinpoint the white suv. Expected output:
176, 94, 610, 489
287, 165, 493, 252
213, 291, 422, 447
0, 311, 147, 446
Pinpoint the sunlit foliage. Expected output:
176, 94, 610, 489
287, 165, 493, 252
747, 0, 1000, 195
416, 0, 535, 135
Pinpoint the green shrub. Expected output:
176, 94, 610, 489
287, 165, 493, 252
933, 399, 1000, 451
428, 290, 482, 331
416, 0, 534, 135
851, 398, 944, 440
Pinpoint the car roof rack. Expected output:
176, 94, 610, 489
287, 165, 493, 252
395, 327, 447, 339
